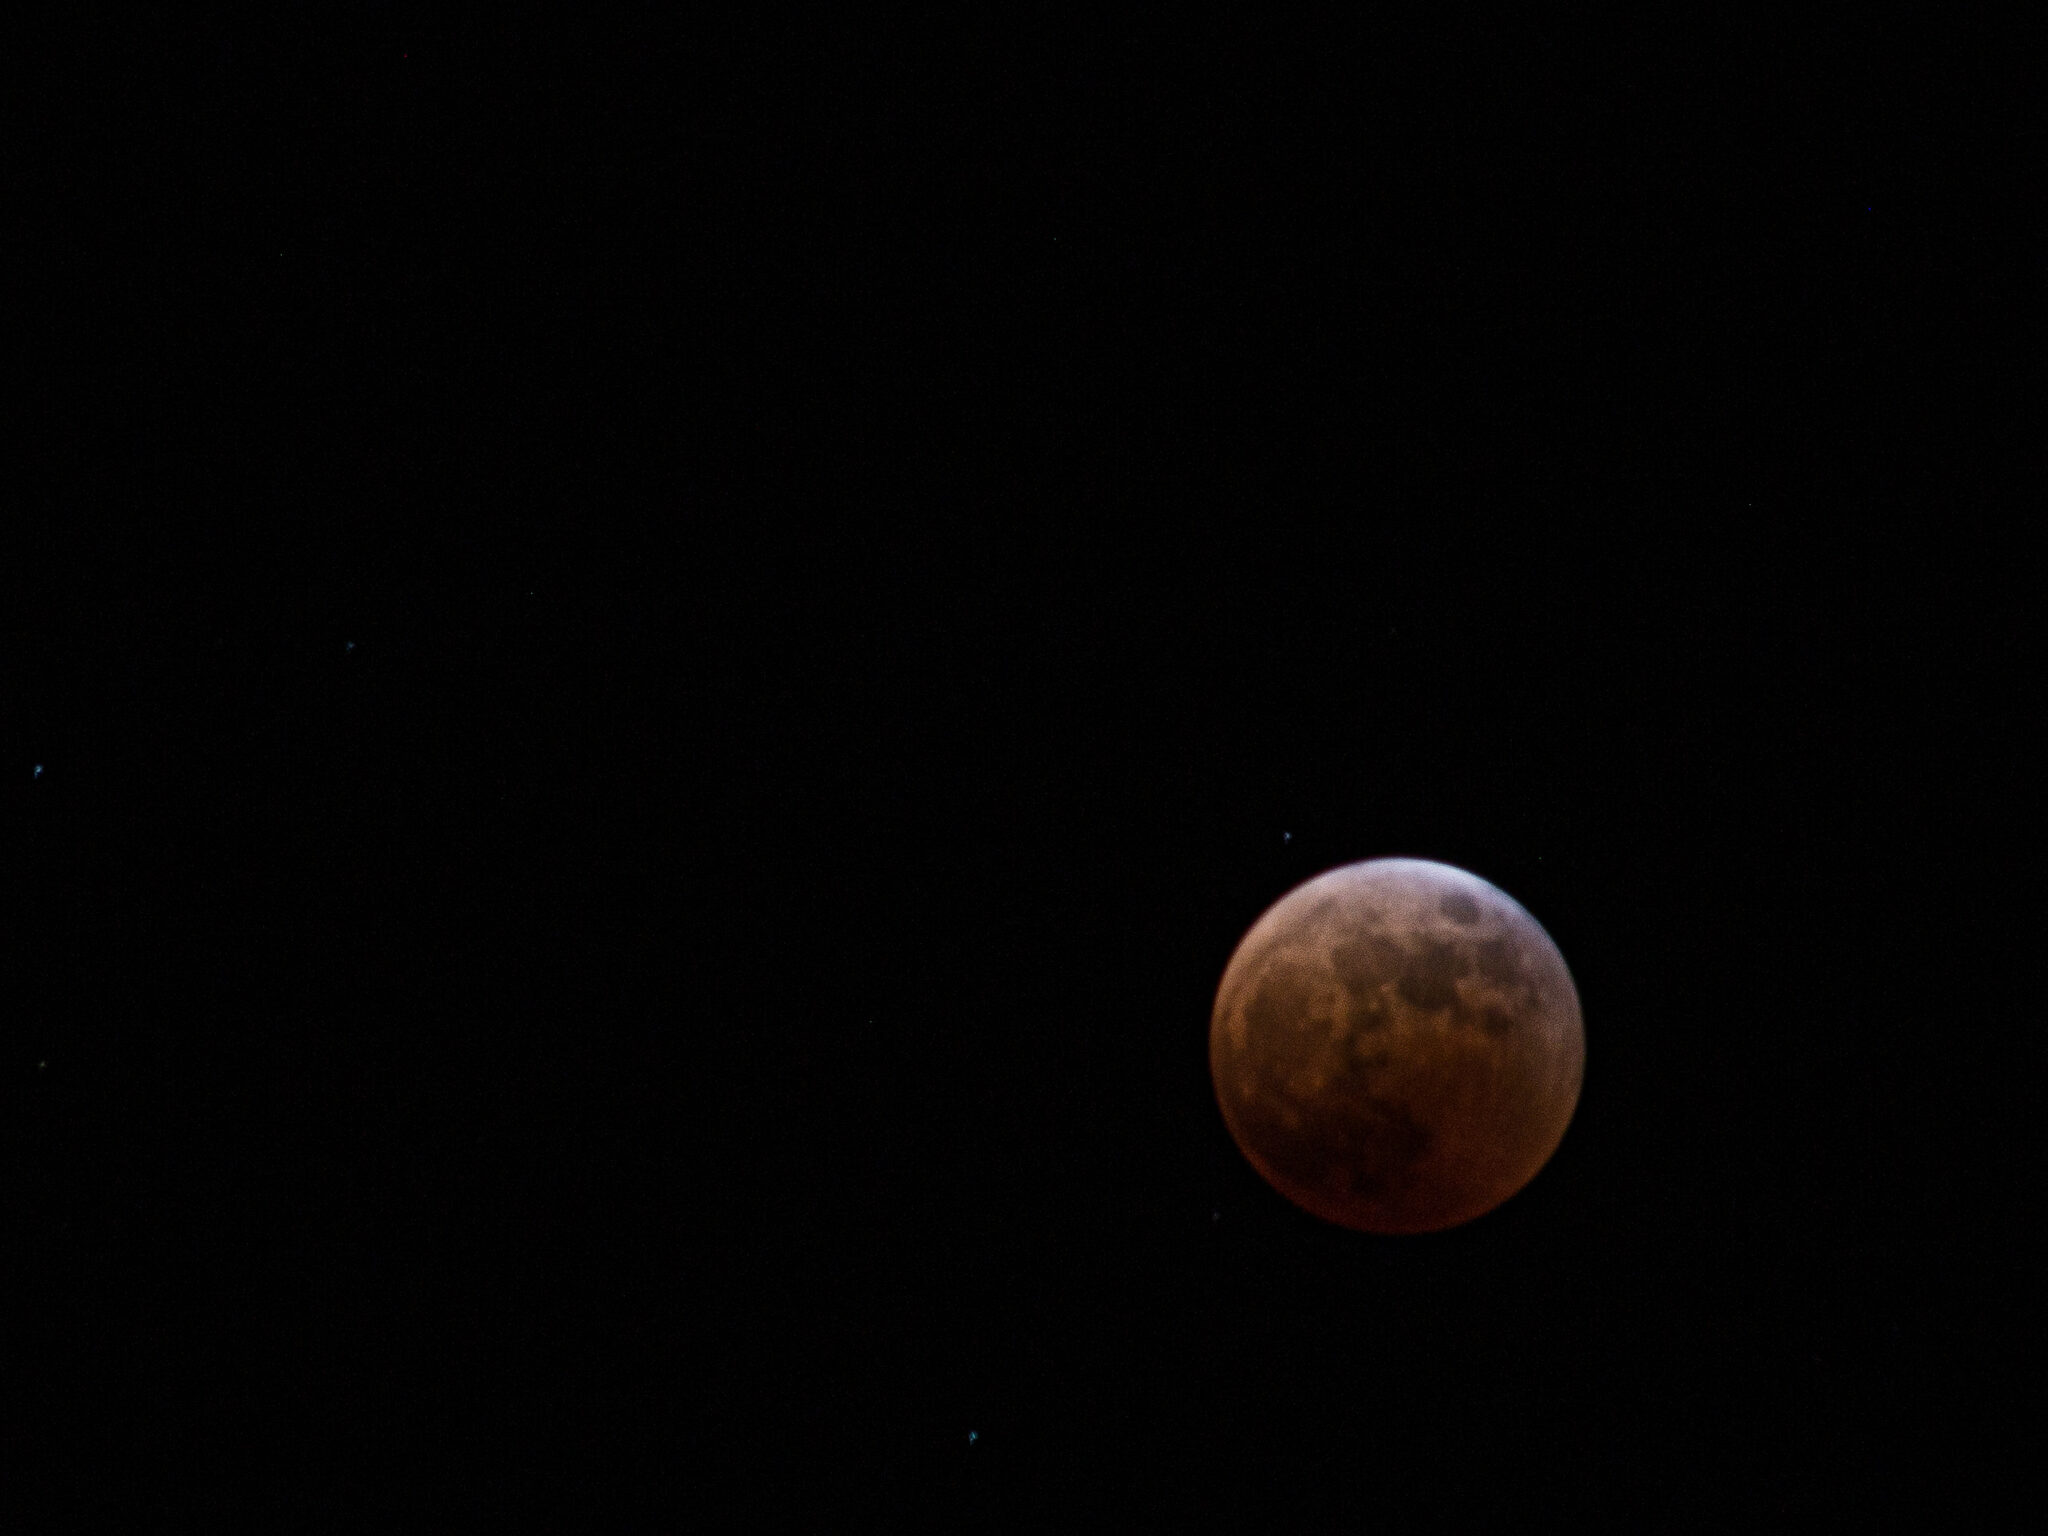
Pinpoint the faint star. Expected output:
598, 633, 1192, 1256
1282, 831, 1291, 843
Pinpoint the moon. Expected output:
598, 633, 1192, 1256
1209, 858, 1584, 1234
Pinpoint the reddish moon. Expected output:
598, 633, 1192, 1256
1210, 858, 1584, 1234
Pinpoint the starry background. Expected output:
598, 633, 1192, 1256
6, 10, 2040, 1528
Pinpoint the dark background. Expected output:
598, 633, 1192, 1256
6, 9, 2039, 1527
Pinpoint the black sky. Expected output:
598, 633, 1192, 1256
7, 10, 2041, 1527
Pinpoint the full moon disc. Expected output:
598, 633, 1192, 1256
1209, 858, 1584, 1234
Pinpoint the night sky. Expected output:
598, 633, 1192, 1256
9, 11, 2040, 1527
